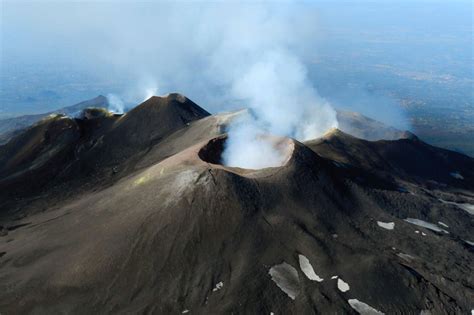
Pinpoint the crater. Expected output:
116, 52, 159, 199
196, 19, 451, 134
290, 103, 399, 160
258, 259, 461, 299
198, 135, 294, 170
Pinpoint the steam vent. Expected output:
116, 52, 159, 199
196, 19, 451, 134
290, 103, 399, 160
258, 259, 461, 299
198, 135, 295, 169
1, 93, 474, 314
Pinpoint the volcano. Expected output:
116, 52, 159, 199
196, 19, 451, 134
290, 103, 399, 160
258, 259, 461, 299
0, 94, 473, 314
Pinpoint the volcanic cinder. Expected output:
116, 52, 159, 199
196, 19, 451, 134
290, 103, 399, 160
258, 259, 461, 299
0, 94, 473, 314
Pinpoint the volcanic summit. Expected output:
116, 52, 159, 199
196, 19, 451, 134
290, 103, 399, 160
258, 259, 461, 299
0, 94, 473, 314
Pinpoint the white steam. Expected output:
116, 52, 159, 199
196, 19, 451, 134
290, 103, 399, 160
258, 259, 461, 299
222, 114, 289, 169
220, 29, 337, 168
223, 51, 338, 168
106, 93, 125, 114
195, 4, 338, 168
143, 86, 159, 102
107, 78, 159, 110
7, 2, 339, 168
232, 51, 337, 140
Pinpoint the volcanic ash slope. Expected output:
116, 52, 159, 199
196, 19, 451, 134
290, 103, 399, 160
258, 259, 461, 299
0, 95, 473, 314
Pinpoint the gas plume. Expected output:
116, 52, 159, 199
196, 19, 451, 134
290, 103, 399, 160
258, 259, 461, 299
5, 2, 339, 168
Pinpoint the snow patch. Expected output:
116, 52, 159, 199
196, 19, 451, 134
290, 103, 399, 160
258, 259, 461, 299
449, 172, 464, 179
212, 281, 224, 292
404, 218, 449, 234
397, 253, 415, 261
331, 275, 338, 279
269, 262, 300, 300
415, 230, 420, 234
348, 299, 384, 315
337, 278, 350, 292
377, 221, 395, 230
182, 310, 190, 314
439, 199, 474, 215
333, 161, 347, 168
298, 254, 323, 282
398, 187, 409, 193
421, 232, 426, 236
438, 221, 449, 228
464, 240, 474, 246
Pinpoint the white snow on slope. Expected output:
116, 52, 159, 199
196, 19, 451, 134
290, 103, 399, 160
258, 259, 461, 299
348, 299, 384, 315
439, 199, 474, 215
212, 281, 223, 292
269, 262, 300, 300
298, 254, 324, 282
464, 240, 474, 246
397, 253, 415, 261
337, 278, 350, 292
377, 221, 395, 230
438, 221, 449, 228
449, 172, 464, 179
404, 218, 449, 234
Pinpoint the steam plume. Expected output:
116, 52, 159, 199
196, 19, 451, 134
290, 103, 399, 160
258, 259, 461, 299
224, 50, 337, 168
5, 2, 339, 168
143, 86, 159, 102
222, 114, 288, 169
106, 94, 125, 114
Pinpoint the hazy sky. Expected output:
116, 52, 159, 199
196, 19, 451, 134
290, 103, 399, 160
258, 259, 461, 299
1, 0, 472, 124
